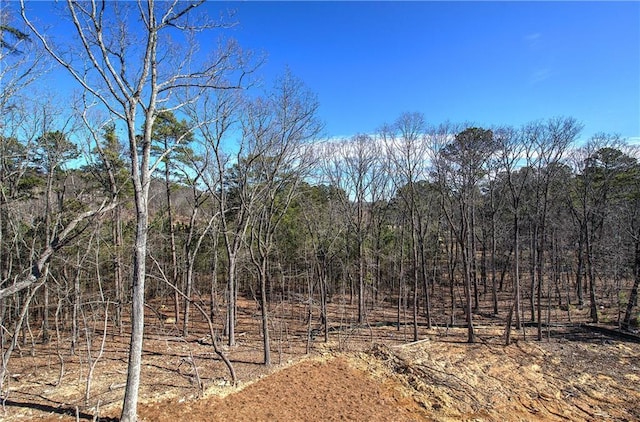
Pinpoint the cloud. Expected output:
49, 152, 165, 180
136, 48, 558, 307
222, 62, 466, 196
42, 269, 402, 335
524, 32, 542, 49
530, 68, 551, 84
523, 33, 551, 84
525, 32, 541, 42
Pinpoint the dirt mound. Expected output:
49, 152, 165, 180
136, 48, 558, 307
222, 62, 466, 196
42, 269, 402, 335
135, 330, 640, 422
139, 355, 428, 421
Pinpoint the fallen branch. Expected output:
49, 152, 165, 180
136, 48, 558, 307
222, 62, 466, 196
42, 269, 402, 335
391, 338, 431, 348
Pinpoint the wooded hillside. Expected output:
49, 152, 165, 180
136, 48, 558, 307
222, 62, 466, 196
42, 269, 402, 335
2, 2, 639, 420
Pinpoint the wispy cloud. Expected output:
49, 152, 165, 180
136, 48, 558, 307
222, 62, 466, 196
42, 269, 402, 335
525, 32, 541, 42
627, 136, 640, 146
523, 32, 551, 84
524, 32, 542, 49
530, 68, 551, 84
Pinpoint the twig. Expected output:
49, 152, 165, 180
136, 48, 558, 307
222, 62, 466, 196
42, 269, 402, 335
391, 338, 431, 348
189, 352, 204, 396
85, 302, 109, 405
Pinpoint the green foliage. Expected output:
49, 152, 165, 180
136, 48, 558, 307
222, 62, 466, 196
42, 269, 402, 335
619, 291, 628, 307
443, 127, 497, 182
34, 130, 78, 173
84, 124, 132, 198
15, 170, 44, 194
0, 136, 43, 198
583, 146, 639, 197
150, 111, 197, 182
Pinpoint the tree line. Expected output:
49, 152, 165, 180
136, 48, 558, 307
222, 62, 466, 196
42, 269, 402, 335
1, 2, 639, 420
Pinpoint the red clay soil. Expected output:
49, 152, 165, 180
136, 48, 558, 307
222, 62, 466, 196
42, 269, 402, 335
138, 356, 428, 422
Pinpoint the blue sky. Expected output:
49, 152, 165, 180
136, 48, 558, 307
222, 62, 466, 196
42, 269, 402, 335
13, 1, 640, 143
219, 1, 639, 142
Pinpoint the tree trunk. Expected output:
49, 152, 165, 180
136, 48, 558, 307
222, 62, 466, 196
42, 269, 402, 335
358, 229, 365, 324
536, 220, 546, 341
260, 260, 271, 365
622, 229, 640, 330
449, 231, 458, 325
586, 227, 598, 323
418, 231, 432, 329
491, 215, 498, 315
121, 115, 152, 421
227, 255, 237, 346
471, 203, 479, 311
464, 198, 475, 343
514, 211, 522, 330
463, 242, 475, 343
42, 284, 50, 344
164, 155, 180, 327
210, 232, 219, 322
320, 261, 329, 343
121, 197, 149, 422
182, 262, 194, 337
113, 205, 124, 333
576, 229, 585, 306
396, 226, 405, 331
529, 225, 536, 322
491, 200, 499, 315
411, 223, 420, 341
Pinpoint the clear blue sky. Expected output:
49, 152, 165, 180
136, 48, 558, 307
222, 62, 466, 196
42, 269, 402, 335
15, 1, 640, 143
219, 1, 639, 142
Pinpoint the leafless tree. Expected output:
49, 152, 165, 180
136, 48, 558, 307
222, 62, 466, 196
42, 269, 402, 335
188, 87, 248, 347
495, 126, 534, 342
243, 71, 322, 364
21, 1, 251, 418
381, 112, 433, 339
0, 6, 46, 120
323, 134, 381, 325
526, 117, 581, 340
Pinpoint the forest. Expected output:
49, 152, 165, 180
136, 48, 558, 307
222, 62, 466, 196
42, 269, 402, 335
1, 2, 639, 421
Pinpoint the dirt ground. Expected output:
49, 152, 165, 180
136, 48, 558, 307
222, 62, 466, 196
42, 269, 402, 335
2, 297, 639, 421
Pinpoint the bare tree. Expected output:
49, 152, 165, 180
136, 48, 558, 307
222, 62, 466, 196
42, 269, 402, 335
0, 94, 117, 392
495, 126, 534, 342
323, 134, 381, 324
298, 183, 347, 343
622, 191, 640, 330
478, 148, 506, 316
82, 120, 130, 331
34, 127, 79, 344
243, 71, 322, 364
0, 5, 45, 116
381, 112, 433, 340
21, 1, 250, 419
0, 6, 47, 350
526, 117, 580, 340
189, 87, 248, 347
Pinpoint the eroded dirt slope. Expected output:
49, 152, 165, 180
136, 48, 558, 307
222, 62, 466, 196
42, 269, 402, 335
139, 356, 428, 422
136, 328, 640, 422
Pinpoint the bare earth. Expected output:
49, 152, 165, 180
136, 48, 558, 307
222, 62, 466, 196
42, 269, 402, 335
2, 298, 639, 421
